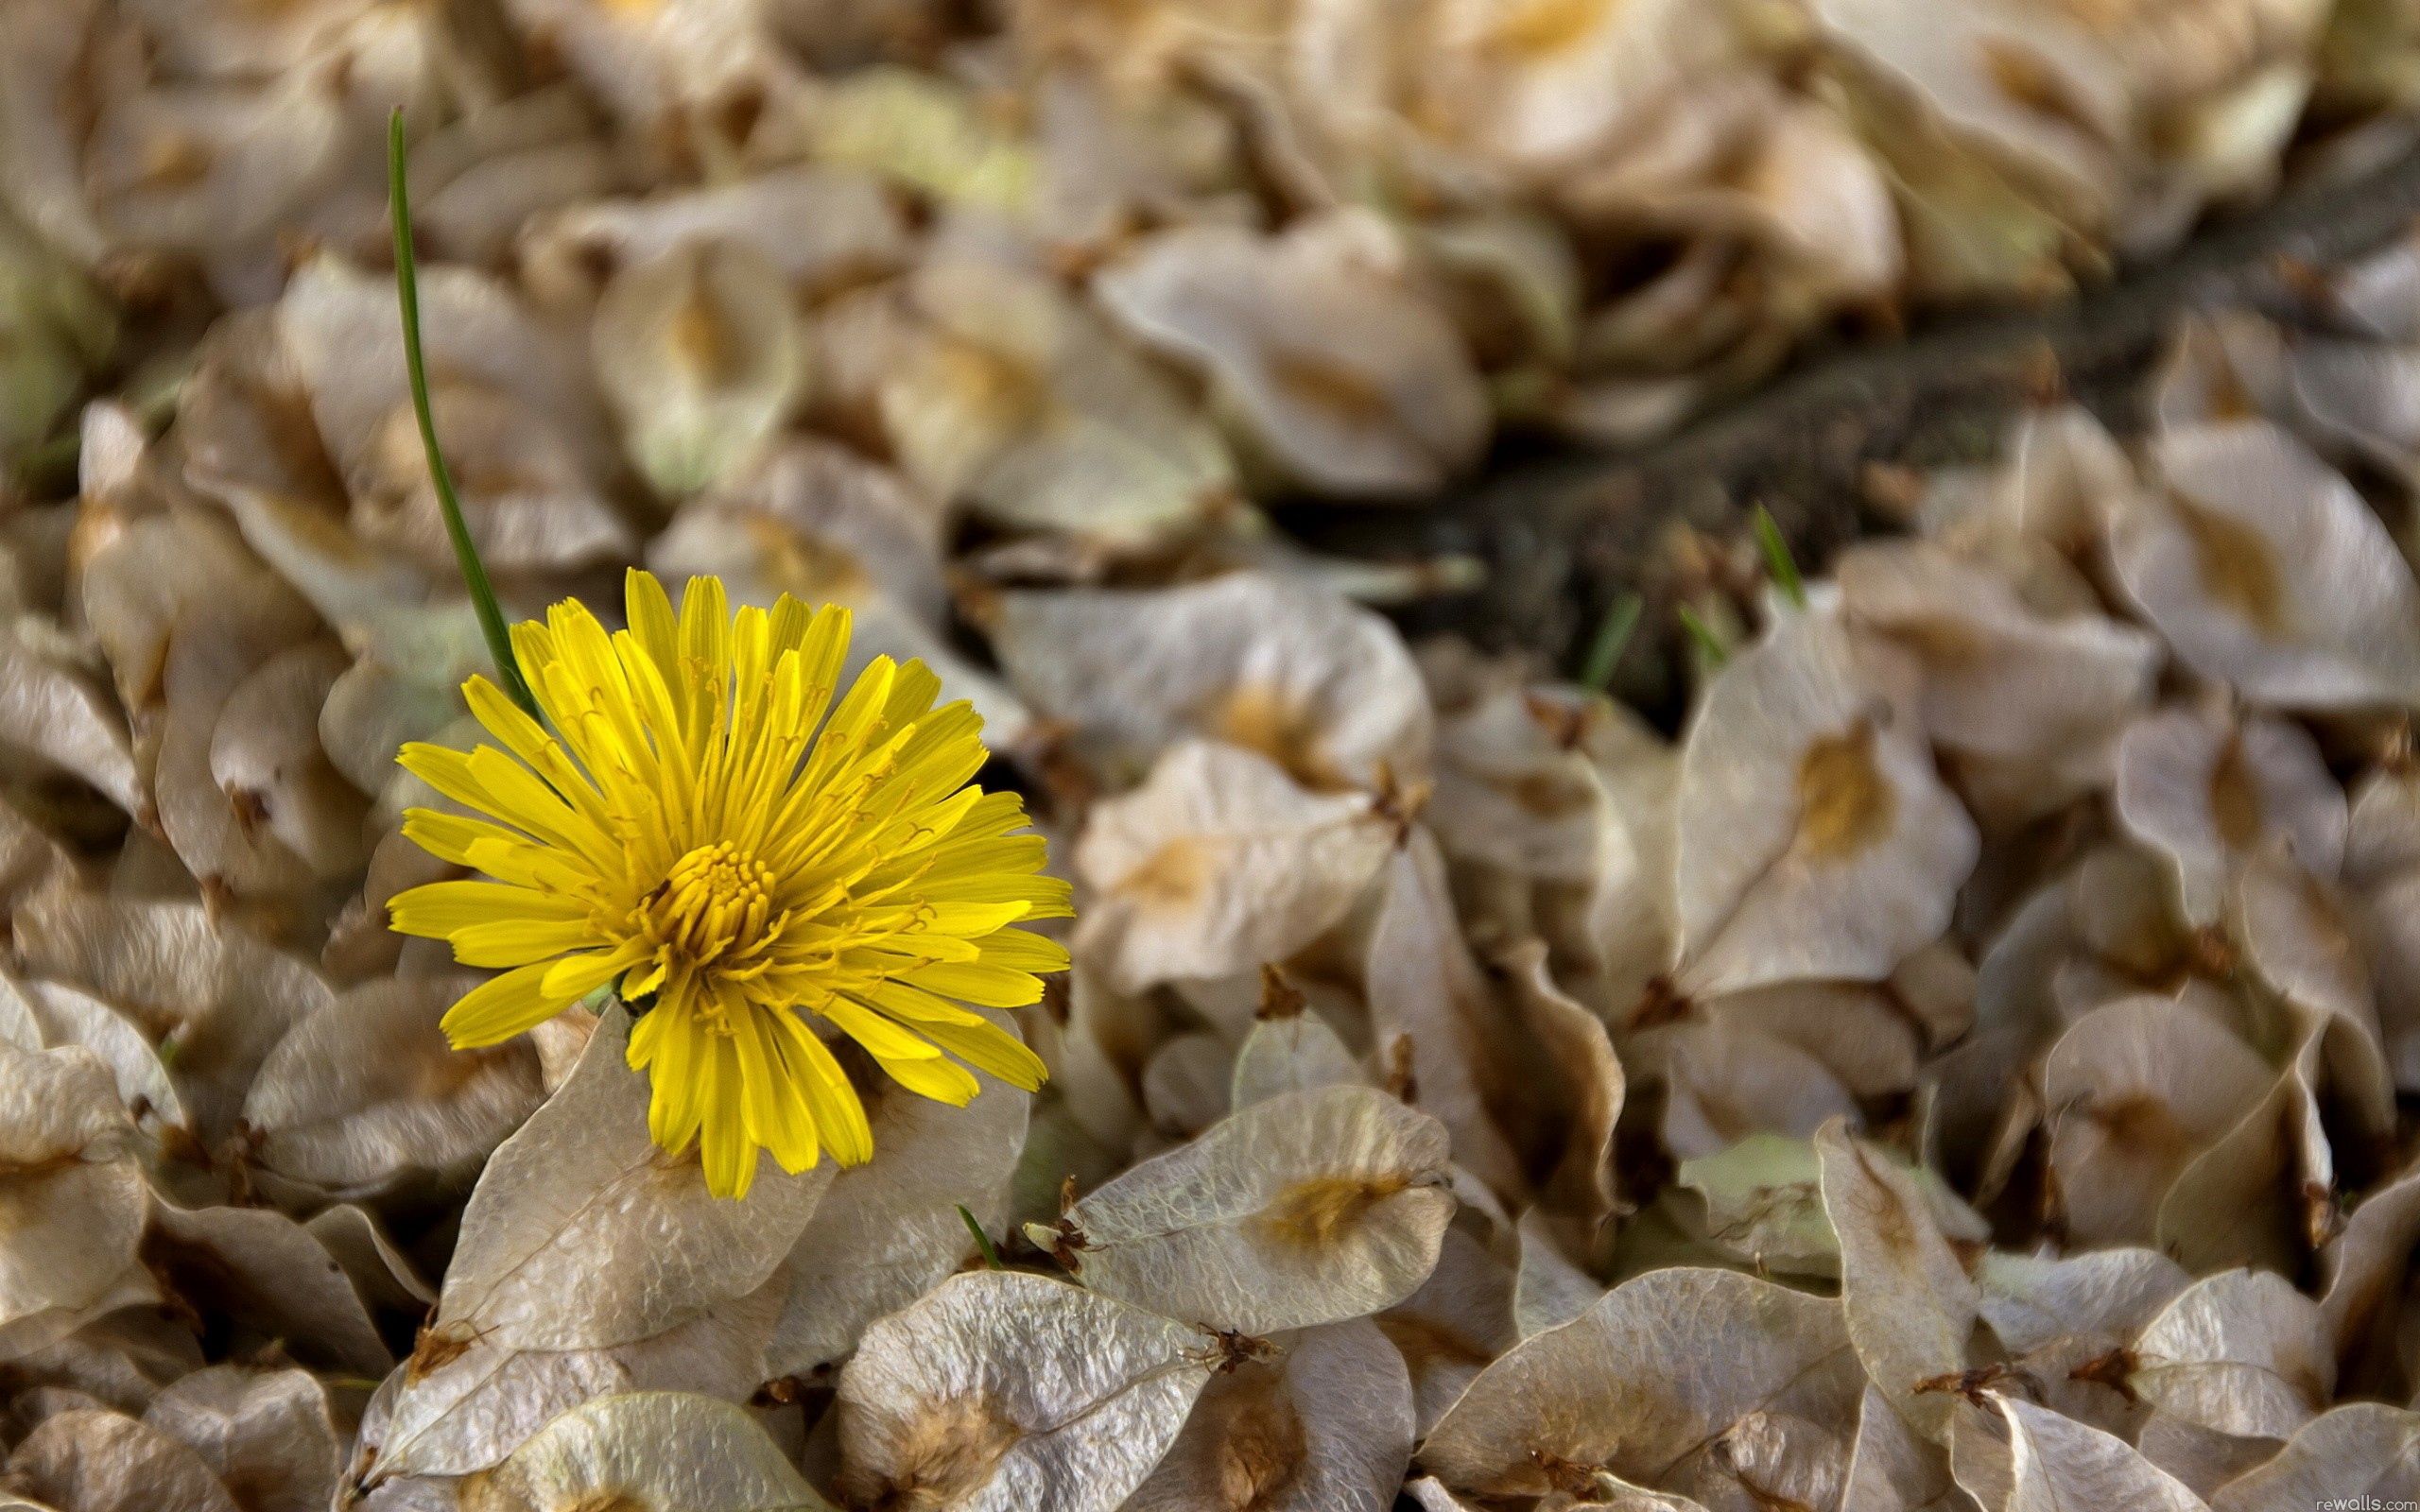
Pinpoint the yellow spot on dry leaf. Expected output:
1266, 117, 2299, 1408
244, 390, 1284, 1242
1794, 722, 1895, 860
137, 132, 216, 192
1211, 1381, 1309, 1510
1485, 0, 1615, 60
745, 515, 871, 602
1211, 683, 1337, 789
1373, 1311, 1493, 1373
1978, 40, 2109, 144
2170, 490, 2288, 635
1255, 1172, 1409, 1248
2088, 1093, 2194, 1162
932, 335, 1051, 435
1509, 767, 1594, 819
1266, 350, 1393, 428
666, 269, 744, 387
1886, 614, 1988, 668
2208, 731, 2268, 850
858, 1392, 1021, 1512
1117, 838, 1210, 911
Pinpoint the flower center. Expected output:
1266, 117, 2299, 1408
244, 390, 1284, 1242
636, 842, 781, 971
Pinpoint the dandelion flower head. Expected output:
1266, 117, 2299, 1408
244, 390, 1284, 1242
389, 569, 1067, 1196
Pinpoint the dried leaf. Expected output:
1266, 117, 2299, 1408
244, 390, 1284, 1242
1419, 1266, 1861, 1503
1074, 741, 1393, 996
1124, 1319, 1413, 1512
1055, 1084, 1453, 1334
1818, 1120, 1979, 1442
834, 1271, 1214, 1512
0, 1042, 146, 1341
240, 976, 544, 1199
2130, 1269, 2333, 1441
1991, 1394, 2209, 1512
2116, 421, 2420, 709
459, 1392, 835, 1512
994, 572, 1432, 790
437, 1007, 832, 1353
1674, 609, 1978, 996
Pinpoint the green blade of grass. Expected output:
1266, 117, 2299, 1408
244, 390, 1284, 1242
388, 110, 537, 717
1752, 505, 1806, 609
1677, 606, 1730, 668
1579, 591, 1644, 692
958, 1204, 1005, 1270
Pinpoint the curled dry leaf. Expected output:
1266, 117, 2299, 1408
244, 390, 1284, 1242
1073, 740, 1394, 996
1974, 1247, 2193, 1357
1097, 217, 1490, 497
2115, 421, 2420, 709
2042, 996, 2273, 1246
1841, 1384, 1966, 1512
993, 571, 1433, 790
2128, 1269, 2335, 1441
1512, 1209, 1604, 1338
141, 1366, 340, 1512
0, 968, 185, 1141
1123, 1318, 1413, 1512
1654, 1019, 1862, 1161
2113, 704, 2344, 925
518, 165, 910, 313
1363, 832, 1528, 1195
1229, 1005, 1366, 1108
591, 240, 806, 497
145, 1201, 393, 1380
0, 615, 143, 820
834, 1270, 1215, 1512
2205, 1401, 2420, 1511
873, 260, 1236, 546
1989, 1394, 2209, 1512
435, 1007, 832, 1354
5, 1407, 243, 1512
1376, 1220, 1519, 1435
13, 888, 334, 1143
367, 1278, 785, 1484
1419, 1266, 1861, 1503
1674, 608, 1979, 997
0, 1042, 145, 1345
1051, 1084, 1453, 1335
1838, 538, 2159, 826
1817, 1120, 1979, 1443
277, 255, 632, 578
237, 976, 545, 1200
458, 1391, 836, 1512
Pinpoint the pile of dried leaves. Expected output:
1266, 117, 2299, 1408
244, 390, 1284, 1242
3, 1, 2420, 1510
9, 0, 2420, 496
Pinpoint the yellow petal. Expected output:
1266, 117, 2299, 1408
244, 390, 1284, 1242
388, 879, 589, 938
441, 961, 564, 1048
916, 1017, 1048, 1091
903, 959, 1046, 1008
447, 917, 599, 969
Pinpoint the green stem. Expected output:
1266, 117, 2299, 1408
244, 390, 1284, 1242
387, 110, 538, 717
958, 1204, 1005, 1270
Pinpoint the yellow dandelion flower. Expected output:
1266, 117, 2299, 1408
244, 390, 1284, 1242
388, 569, 1068, 1198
